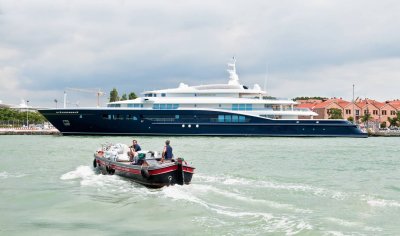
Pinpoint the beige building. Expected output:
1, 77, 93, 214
296, 98, 400, 126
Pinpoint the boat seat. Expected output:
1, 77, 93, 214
116, 153, 130, 162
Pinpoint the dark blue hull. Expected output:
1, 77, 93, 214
38, 108, 367, 137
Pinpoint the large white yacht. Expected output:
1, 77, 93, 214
38, 59, 366, 137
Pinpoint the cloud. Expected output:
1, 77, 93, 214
0, 66, 20, 91
263, 58, 400, 101
0, 0, 399, 107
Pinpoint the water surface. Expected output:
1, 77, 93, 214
0, 136, 399, 235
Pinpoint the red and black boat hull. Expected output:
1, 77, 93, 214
94, 155, 194, 188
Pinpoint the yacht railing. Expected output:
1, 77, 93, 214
219, 108, 311, 112
145, 117, 251, 123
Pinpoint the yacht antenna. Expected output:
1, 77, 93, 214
63, 91, 67, 108
264, 63, 268, 95
227, 56, 240, 85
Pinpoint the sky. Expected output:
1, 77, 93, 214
1, 0, 400, 107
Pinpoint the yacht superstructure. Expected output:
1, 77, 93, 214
108, 59, 316, 120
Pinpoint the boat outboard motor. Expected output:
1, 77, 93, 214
141, 166, 150, 179
176, 158, 185, 185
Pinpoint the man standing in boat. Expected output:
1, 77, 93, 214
129, 139, 141, 162
161, 140, 173, 163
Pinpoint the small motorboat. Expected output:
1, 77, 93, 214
93, 143, 195, 188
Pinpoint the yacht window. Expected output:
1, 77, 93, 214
239, 116, 245, 122
161, 93, 166, 97
128, 104, 142, 108
102, 114, 111, 120
113, 114, 123, 120
153, 104, 179, 109
126, 115, 134, 120
232, 115, 239, 122
108, 104, 121, 108
153, 94, 157, 97
218, 115, 224, 122
225, 115, 232, 122
232, 104, 253, 111
175, 115, 180, 119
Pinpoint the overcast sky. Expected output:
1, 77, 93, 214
1, 0, 400, 107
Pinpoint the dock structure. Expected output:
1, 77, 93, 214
0, 128, 60, 135
370, 130, 400, 137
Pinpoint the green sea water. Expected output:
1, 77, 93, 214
0, 135, 399, 235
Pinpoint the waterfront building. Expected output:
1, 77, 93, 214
296, 98, 400, 127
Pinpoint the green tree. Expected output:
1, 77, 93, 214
327, 108, 343, 119
397, 111, 400, 125
0, 108, 47, 127
347, 116, 354, 122
121, 93, 128, 101
128, 92, 137, 100
361, 112, 372, 123
380, 122, 387, 128
387, 116, 398, 128
109, 88, 119, 102
293, 96, 328, 101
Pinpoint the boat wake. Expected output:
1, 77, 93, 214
159, 184, 313, 235
188, 174, 394, 234
60, 165, 158, 198
361, 195, 400, 208
196, 174, 347, 200
0, 171, 27, 179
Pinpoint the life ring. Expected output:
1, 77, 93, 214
141, 167, 150, 179
93, 159, 97, 168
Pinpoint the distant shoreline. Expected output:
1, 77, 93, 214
0, 128, 60, 135
1, 128, 399, 137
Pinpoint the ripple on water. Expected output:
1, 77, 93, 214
0, 171, 27, 179
159, 183, 313, 235
60, 165, 160, 200
196, 174, 347, 200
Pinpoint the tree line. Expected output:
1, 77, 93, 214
0, 108, 47, 127
109, 88, 137, 102
293, 96, 328, 101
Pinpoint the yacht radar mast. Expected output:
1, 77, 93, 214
227, 57, 240, 86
